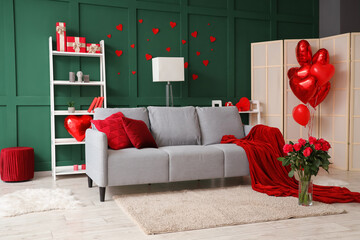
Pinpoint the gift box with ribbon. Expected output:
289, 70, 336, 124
66, 36, 86, 53
56, 22, 66, 52
86, 43, 101, 54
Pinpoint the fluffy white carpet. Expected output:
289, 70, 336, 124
313, 175, 349, 187
0, 188, 82, 217
114, 186, 346, 235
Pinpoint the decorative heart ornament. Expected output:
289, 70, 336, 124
192, 74, 198, 80
115, 50, 123, 56
116, 24, 123, 31
184, 62, 188, 68
107, 34, 111, 38
138, 19, 143, 23
203, 60, 209, 66
182, 40, 186, 44
152, 28, 159, 35
225, 102, 234, 106
64, 115, 92, 142
130, 44, 135, 48
210, 36, 216, 42
289, 75, 317, 104
196, 51, 200, 56
191, 31, 198, 38
166, 47, 171, 52
145, 54, 152, 61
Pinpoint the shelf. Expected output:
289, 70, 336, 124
53, 80, 104, 86
52, 51, 102, 58
54, 110, 94, 116
55, 138, 85, 145
55, 166, 86, 176
239, 110, 259, 114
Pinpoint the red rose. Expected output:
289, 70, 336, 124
298, 138, 306, 146
322, 142, 331, 151
318, 138, 326, 144
303, 147, 312, 157
283, 144, 293, 154
293, 143, 302, 151
309, 136, 317, 145
314, 143, 322, 151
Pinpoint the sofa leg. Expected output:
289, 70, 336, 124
100, 187, 106, 202
87, 176, 93, 188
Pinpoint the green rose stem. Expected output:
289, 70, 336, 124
298, 171, 312, 205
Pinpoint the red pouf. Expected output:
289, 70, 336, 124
0, 147, 34, 182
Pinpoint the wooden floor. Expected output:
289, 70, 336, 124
1, 168, 360, 240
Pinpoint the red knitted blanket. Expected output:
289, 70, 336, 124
221, 124, 360, 203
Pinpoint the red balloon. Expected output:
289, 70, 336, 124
287, 67, 299, 80
289, 75, 317, 104
64, 115, 92, 142
310, 62, 335, 86
296, 40, 312, 66
312, 48, 330, 65
309, 82, 331, 108
292, 104, 310, 126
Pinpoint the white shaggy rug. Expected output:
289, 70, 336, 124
0, 188, 81, 217
114, 186, 346, 235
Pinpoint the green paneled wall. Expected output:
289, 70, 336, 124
0, 0, 319, 171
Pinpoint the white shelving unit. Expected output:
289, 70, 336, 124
239, 100, 261, 124
49, 36, 107, 180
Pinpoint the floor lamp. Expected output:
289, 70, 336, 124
152, 57, 185, 106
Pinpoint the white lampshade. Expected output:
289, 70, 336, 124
152, 57, 185, 82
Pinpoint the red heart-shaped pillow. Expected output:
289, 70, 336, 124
236, 97, 250, 111
64, 115, 93, 142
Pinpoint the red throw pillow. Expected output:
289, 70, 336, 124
91, 112, 133, 150
121, 116, 158, 149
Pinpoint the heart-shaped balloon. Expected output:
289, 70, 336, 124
64, 115, 92, 142
292, 104, 310, 126
310, 62, 335, 86
296, 40, 312, 66
312, 48, 330, 65
236, 97, 250, 111
287, 67, 299, 80
309, 82, 331, 108
289, 75, 317, 104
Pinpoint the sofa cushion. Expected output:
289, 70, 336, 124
211, 144, 249, 177
160, 145, 224, 181
91, 112, 132, 150
107, 148, 169, 186
148, 106, 201, 147
122, 116, 158, 149
196, 106, 244, 145
94, 107, 150, 128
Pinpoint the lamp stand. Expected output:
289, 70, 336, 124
166, 81, 173, 107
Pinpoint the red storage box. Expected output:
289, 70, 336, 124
0, 147, 34, 182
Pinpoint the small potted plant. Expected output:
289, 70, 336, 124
67, 101, 75, 113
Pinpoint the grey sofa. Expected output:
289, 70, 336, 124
85, 106, 251, 201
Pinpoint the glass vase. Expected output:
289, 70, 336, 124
298, 179, 313, 206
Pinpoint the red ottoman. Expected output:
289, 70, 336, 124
0, 147, 34, 182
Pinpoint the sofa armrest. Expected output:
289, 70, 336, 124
244, 125, 253, 136
85, 129, 108, 187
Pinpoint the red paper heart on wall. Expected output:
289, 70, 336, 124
107, 34, 111, 38
115, 50, 123, 56
166, 47, 171, 52
64, 115, 92, 142
196, 51, 200, 56
152, 28, 159, 34
184, 62, 188, 68
130, 44, 135, 48
203, 60, 209, 66
145, 54, 152, 61
192, 74, 198, 80
289, 75, 317, 104
170, 21, 177, 28
182, 40, 186, 44
116, 24, 123, 31
191, 31, 198, 38
132, 71, 136, 75
138, 19, 143, 23
210, 36, 216, 42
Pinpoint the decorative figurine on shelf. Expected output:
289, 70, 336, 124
67, 101, 75, 113
83, 74, 90, 83
69, 72, 75, 82
76, 71, 83, 82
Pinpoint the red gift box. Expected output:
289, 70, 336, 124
66, 36, 86, 53
86, 43, 101, 53
56, 22, 66, 52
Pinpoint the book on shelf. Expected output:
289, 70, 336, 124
87, 97, 98, 113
